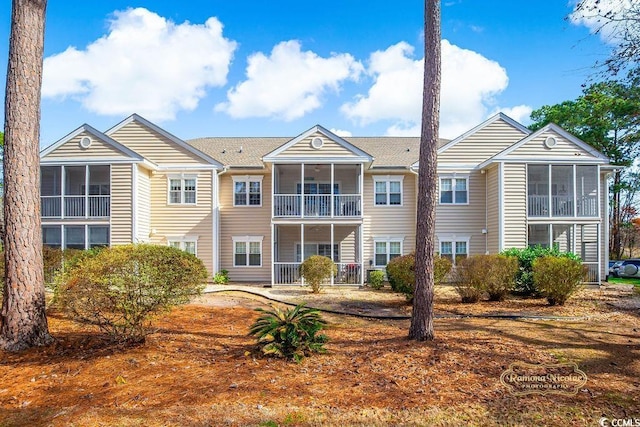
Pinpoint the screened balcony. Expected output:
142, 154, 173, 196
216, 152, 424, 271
527, 165, 598, 218
41, 165, 111, 218
272, 164, 363, 218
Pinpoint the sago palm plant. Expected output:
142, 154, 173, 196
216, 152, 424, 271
248, 304, 328, 362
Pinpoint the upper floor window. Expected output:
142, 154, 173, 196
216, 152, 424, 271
374, 176, 403, 206
168, 176, 196, 205
234, 176, 262, 207
440, 177, 468, 204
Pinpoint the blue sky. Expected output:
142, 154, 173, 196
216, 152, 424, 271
0, 1, 614, 146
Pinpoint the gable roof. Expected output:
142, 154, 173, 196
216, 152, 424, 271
262, 125, 373, 162
437, 112, 531, 155
40, 124, 145, 161
477, 122, 611, 169
105, 114, 223, 168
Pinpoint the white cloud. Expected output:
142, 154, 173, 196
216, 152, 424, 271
570, 0, 634, 43
341, 40, 527, 138
491, 105, 534, 125
215, 40, 363, 121
42, 8, 237, 121
330, 128, 353, 137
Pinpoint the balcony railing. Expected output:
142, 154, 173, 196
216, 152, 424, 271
583, 262, 599, 283
273, 194, 361, 218
41, 195, 110, 218
273, 261, 363, 285
528, 195, 597, 217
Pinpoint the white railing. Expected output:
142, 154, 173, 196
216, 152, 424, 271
335, 262, 362, 284
42, 195, 110, 218
583, 262, 599, 283
528, 195, 549, 217
552, 195, 573, 216
273, 194, 362, 218
577, 195, 598, 217
41, 196, 62, 217
274, 262, 302, 284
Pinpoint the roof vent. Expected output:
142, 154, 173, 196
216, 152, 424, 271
544, 136, 557, 149
311, 137, 324, 149
79, 136, 92, 149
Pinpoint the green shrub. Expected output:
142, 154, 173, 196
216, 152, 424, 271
299, 255, 336, 293
387, 254, 452, 301
42, 246, 84, 287
54, 244, 208, 343
249, 304, 328, 362
483, 255, 519, 301
533, 256, 587, 305
213, 269, 229, 284
501, 246, 582, 296
368, 270, 386, 290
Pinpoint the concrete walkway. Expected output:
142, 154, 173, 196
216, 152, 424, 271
202, 284, 595, 321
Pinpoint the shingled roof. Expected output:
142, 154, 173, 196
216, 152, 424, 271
186, 136, 449, 169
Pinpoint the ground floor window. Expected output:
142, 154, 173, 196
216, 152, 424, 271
295, 243, 339, 262
374, 238, 402, 267
440, 240, 468, 265
168, 240, 197, 255
43, 224, 109, 249
233, 236, 263, 267
527, 224, 575, 252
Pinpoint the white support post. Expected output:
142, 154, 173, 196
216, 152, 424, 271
300, 223, 305, 286
300, 163, 305, 219
548, 164, 552, 218
330, 223, 334, 285
359, 223, 364, 285
330, 163, 335, 218
85, 165, 89, 219
271, 223, 275, 286
597, 222, 602, 285
359, 163, 364, 217
61, 166, 66, 220
572, 164, 577, 217
272, 164, 276, 217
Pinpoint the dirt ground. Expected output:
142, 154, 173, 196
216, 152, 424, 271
0, 286, 638, 426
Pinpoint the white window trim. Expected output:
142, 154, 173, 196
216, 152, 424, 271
232, 235, 264, 267
167, 174, 198, 205
167, 235, 199, 256
373, 236, 404, 267
437, 234, 470, 265
373, 175, 404, 207
438, 174, 469, 205
233, 175, 263, 207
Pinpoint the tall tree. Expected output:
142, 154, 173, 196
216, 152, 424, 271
1, 0, 52, 351
409, 0, 440, 341
573, 0, 640, 76
530, 80, 640, 260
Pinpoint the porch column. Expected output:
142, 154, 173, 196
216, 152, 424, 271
597, 222, 601, 284
61, 166, 66, 220
300, 223, 305, 286
572, 165, 577, 217
85, 165, 89, 219
359, 223, 364, 285
300, 163, 305, 219
271, 223, 275, 286
330, 223, 334, 285
271, 164, 276, 217
330, 163, 335, 218
359, 163, 364, 216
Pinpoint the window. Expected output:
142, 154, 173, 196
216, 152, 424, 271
42, 224, 110, 249
373, 177, 403, 206
65, 226, 85, 250
88, 225, 109, 248
440, 240, 468, 265
295, 243, 339, 262
233, 176, 262, 206
42, 225, 62, 248
168, 177, 197, 205
440, 177, 468, 204
233, 236, 263, 267
374, 238, 403, 267
168, 237, 197, 255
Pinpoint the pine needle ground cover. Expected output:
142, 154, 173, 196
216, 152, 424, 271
0, 290, 638, 426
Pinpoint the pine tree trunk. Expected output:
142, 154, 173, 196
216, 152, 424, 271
409, 0, 440, 341
1, 0, 52, 351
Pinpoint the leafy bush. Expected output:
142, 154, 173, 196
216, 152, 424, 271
368, 270, 386, 290
387, 253, 452, 301
533, 256, 587, 305
249, 304, 328, 362
42, 246, 84, 287
54, 244, 208, 343
501, 246, 582, 296
299, 255, 336, 293
213, 269, 229, 284
483, 255, 519, 301
454, 256, 486, 303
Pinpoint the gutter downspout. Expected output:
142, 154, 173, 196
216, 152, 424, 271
214, 166, 229, 276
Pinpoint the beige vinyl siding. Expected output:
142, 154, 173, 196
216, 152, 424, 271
219, 173, 271, 281
363, 172, 416, 264
486, 165, 500, 253
44, 131, 131, 160
136, 165, 151, 243
434, 170, 486, 256
508, 132, 595, 158
148, 170, 215, 274
438, 119, 528, 166
502, 163, 527, 249
280, 132, 359, 157
110, 164, 133, 245
109, 121, 205, 165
